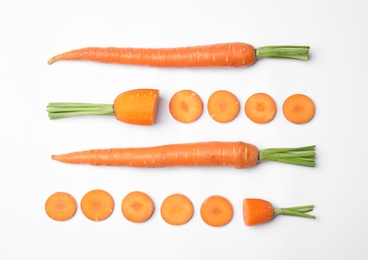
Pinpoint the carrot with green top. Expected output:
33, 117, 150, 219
47, 89, 159, 125
243, 198, 316, 226
47, 42, 309, 67
51, 141, 316, 168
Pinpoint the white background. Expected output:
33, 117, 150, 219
1, 0, 367, 259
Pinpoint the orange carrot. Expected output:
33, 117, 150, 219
282, 94, 315, 124
243, 198, 316, 226
48, 43, 310, 67
200, 195, 233, 227
169, 90, 203, 123
81, 189, 114, 221
160, 194, 194, 225
245, 93, 276, 124
121, 191, 154, 223
207, 90, 240, 123
47, 89, 159, 126
51, 142, 316, 168
45, 192, 77, 221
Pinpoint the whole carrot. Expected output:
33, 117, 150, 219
47, 89, 159, 125
51, 141, 316, 168
47, 42, 309, 67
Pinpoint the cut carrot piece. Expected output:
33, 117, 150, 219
282, 94, 315, 124
160, 194, 194, 225
169, 90, 203, 123
45, 192, 77, 221
200, 195, 233, 227
245, 93, 276, 124
122, 191, 154, 223
81, 189, 114, 221
113, 89, 159, 125
207, 90, 240, 123
243, 198, 274, 226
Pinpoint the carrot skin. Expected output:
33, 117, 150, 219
48, 43, 256, 68
51, 141, 259, 169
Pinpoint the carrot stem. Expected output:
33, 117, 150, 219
256, 46, 310, 61
274, 205, 316, 219
47, 102, 115, 119
259, 145, 316, 167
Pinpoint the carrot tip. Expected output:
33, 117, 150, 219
47, 57, 55, 65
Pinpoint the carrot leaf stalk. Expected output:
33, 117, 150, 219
258, 145, 316, 167
47, 102, 115, 119
274, 205, 316, 219
256, 46, 310, 61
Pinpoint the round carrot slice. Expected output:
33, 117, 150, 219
245, 93, 276, 124
282, 94, 315, 124
45, 192, 77, 221
200, 195, 233, 227
81, 189, 114, 221
169, 90, 203, 123
122, 191, 154, 223
160, 194, 194, 225
207, 90, 240, 123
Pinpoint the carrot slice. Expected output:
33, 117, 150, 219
282, 94, 315, 124
200, 195, 233, 227
245, 93, 276, 124
207, 90, 240, 123
169, 90, 203, 123
81, 189, 114, 221
121, 191, 154, 223
160, 194, 194, 225
45, 192, 77, 221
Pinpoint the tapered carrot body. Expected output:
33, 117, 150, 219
48, 43, 310, 67
52, 142, 316, 168
52, 141, 259, 169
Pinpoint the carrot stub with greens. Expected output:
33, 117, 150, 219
243, 198, 316, 226
47, 89, 159, 126
47, 42, 309, 67
51, 141, 316, 168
